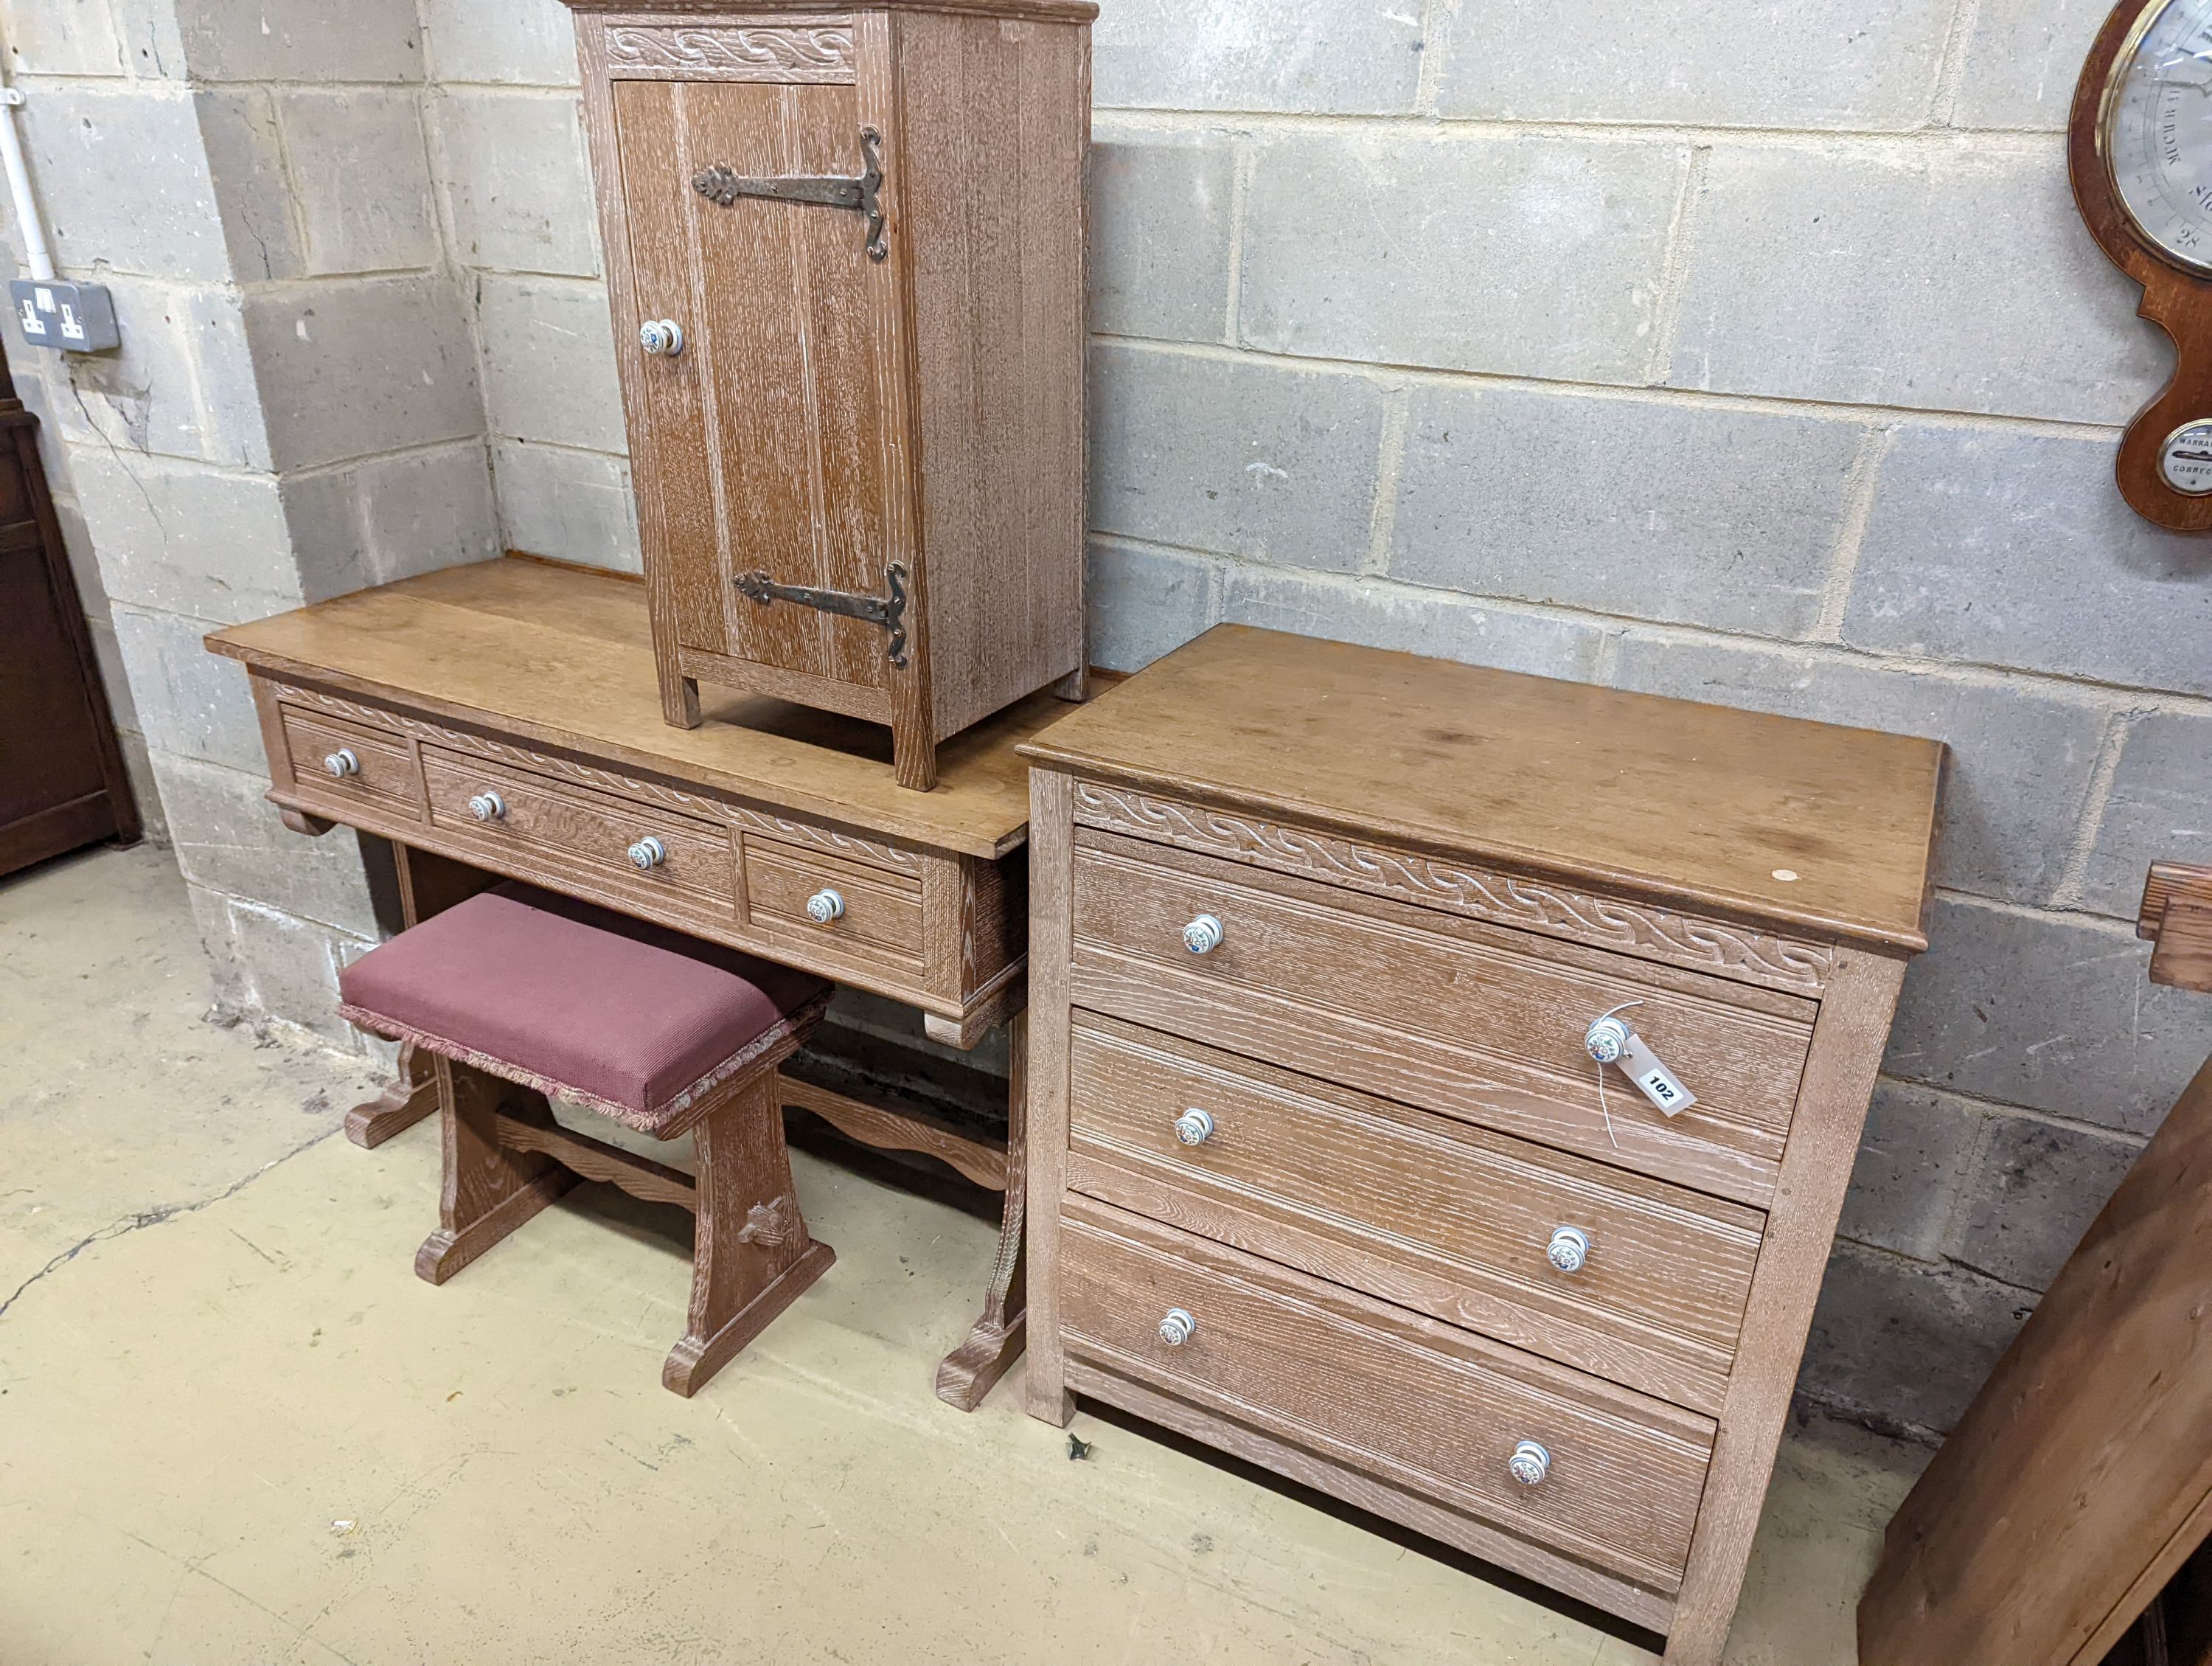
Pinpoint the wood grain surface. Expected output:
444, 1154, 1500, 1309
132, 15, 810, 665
422, 745, 737, 907
1661, 947, 1905, 1663
2141, 863, 2212, 994
0, 381, 139, 875
1020, 624, 1945, 951
1065, 1012, 1764, 1414
569, 0, 1090, 785
744, 840, 925, 959
1021, 626, 1938, 1661
1070, 830, 1816, 1207
1060, 1195, 1716, 1597
279, 708, 422, 818
1860, 1055, 2212, 1666
206, 558, 1046, 857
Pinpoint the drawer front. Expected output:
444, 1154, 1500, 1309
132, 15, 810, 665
745, 839, 923, 961
1070, 830, 1816, 1207
1067, 1014, 1763, 1414
422, 746, 734, 907
279, 707, 421, 816
1060, 1197, 1714, 1594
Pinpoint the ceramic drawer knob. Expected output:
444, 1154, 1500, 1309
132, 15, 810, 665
1182, 913, 1224, 955
638, 319, 684, 357
1547, 1226, 1590, 1274
468, 790, 505, 823
323, 748, 359, 779
1509, 1441, 1552, 1488
1158, 1308, 1197, 1347
627, 835, 667, 871
806, 888, 846, 925
1585, 1014, 1631, 1064
1173, 1107, 1215, 1146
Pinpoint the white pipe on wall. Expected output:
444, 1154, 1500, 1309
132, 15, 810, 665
0, 82, 55, 282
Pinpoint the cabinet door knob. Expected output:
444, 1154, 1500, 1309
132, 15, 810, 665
1158, 1308, 1197, 1347
639, 319, 684, 357
628, 836, 667, 870
1173, 1107, 1215, 1146
1182, 913, 1224, 955
1547, 1226, 1590, 1274
322, 748, 359, 779
805, 888, 846, 924
468, 790, 505, 823
1509, 1440, 1552, 1487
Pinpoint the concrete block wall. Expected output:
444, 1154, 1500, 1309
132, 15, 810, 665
411, 4, 640, 572
392, 0, 2211, 1437
1071, 0, 2212, 1440
7, 0, 2208, 1437
0, 0, 498, 1047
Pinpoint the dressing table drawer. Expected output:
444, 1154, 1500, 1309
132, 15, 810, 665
279, 706, 422, 817
1064, 1013, 1764, 1413
422, 746, 734, 909
1059, 1197, 1715, 1597
744, 840, 925, 963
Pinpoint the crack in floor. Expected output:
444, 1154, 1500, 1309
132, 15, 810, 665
0, 1125, 341, 1323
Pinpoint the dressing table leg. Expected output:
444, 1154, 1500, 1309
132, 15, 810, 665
934, 1012, 1029, 1411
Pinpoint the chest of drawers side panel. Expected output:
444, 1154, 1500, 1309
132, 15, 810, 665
1661, 946, 1908, 1665
1023, 764, 1080, 1426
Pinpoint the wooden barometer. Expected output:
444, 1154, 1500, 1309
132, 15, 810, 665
2074, 0, 2212, 530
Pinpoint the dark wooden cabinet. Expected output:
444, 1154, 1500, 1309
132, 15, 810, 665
0, 356, 138, 877
563, 0, 1096, 791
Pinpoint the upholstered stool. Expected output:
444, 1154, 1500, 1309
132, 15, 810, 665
338, 881, 836, 1396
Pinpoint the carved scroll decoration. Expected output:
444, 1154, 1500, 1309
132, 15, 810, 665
1072, 780, 1834, 995
726, 805, 919, 874
267, 681, 919, 874
604, 24, 857, 83
737, 1195, 799, 1248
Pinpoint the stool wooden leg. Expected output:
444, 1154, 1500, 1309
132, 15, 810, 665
415, 1060, 577, 1285
664, 1071, 835, 1398
346, 1039, 439, 1149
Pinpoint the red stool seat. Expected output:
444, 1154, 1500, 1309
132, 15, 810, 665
337, 881, 838, 1395
339, 882, 830, 1135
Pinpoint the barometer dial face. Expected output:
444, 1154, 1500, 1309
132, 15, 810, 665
2106, 0, 2212, 272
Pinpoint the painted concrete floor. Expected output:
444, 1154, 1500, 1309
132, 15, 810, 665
1, 844, 1927, 1665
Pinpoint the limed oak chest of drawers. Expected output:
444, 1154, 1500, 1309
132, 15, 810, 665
1019, 625, 1946, 1665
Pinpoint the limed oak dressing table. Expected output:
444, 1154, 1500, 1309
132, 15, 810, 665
206, 553, 1055, 1409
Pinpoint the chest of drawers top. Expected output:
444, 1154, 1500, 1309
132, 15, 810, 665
1020, 624, 1946, 960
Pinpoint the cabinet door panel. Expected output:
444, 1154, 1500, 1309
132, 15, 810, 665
612, 76, 894, 690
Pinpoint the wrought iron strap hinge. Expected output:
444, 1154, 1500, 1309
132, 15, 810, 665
735, 563, 909, 668
694, 125, 888, 262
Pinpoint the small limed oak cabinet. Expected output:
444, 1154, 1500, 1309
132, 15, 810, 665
1018, 626, 1946, 1665
560, 0, 1096, 792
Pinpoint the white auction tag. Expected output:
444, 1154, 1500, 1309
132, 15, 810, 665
1619, 1034, 1696, 1116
